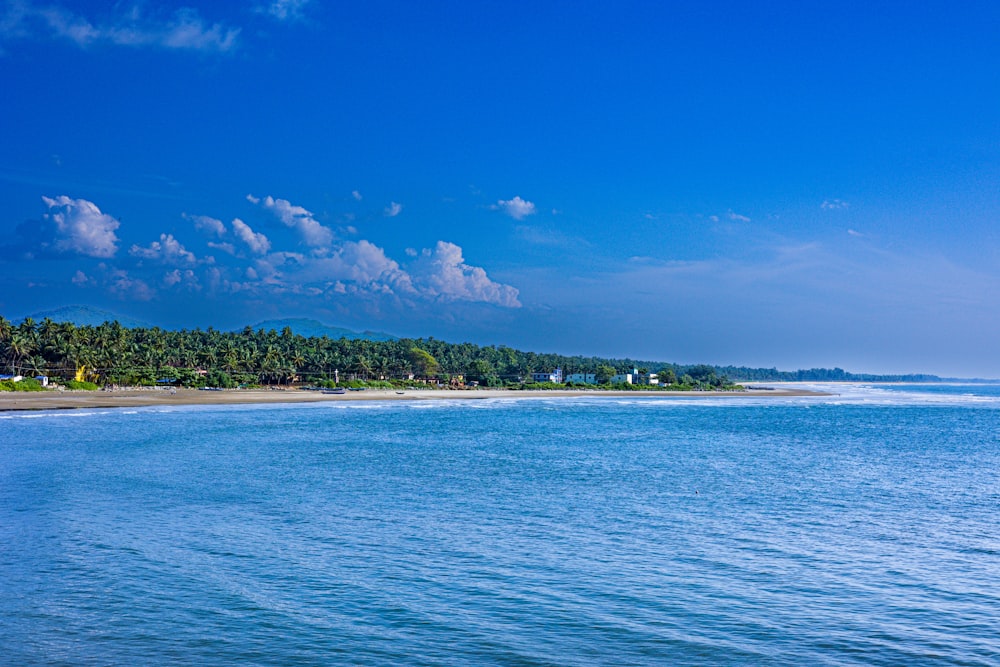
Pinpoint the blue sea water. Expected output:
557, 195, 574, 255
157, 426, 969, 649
1, 385, 999, 665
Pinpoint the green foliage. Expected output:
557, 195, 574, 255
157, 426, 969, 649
205, 370, 236, 388
408, 347, 440, 376
595, 364, 616, 384
63, 380, 99, 390
0, 377, 46, 392
0, 312, 934, 394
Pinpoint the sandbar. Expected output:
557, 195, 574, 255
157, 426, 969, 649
0, 386, 825, 412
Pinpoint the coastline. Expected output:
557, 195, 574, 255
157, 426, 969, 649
0, 386, 826, 413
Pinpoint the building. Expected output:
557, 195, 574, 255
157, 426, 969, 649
565, 373, 597, 384
609, 368, 659, 385
530, 367, 563, 383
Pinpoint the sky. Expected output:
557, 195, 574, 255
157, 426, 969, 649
2, 1, 999, 377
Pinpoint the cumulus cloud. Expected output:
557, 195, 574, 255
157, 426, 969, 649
384, 201, 402, 217
231, 218, 271, 255
185, 213, 227, 237
258, 0, 311, 21
822, 199, 850, 210
208, 241, 236, 255
408, 241, 521, 307
3, 4, 239, 53
494, 196, 536, 220
728, 210, 751, 222
98, 264, 154, 300
99, 193, 521, 309
129, 233, 197, 264
300, 240, 414, 293
248, 194, 334, 247
351, 190, 362, 201
38, 195, 120, 257
162, 268, 200, 290
215, 227, 519, 307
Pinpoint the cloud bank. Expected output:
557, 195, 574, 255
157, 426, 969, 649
30, 194, 520, 310
1, 3, 240, 53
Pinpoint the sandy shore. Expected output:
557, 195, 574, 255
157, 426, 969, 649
0, 386, 826, 412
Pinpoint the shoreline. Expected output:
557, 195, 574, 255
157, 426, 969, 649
0, 386, 827, 413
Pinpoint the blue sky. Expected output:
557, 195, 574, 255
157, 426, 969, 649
2, 1, 999, 376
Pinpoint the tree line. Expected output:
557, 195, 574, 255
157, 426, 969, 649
0, 315, 937, 389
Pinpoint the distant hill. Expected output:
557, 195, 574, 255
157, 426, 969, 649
247, 318, 398, 342
27, 305, 150, 329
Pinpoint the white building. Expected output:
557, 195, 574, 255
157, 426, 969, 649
565, 373, 596, 384
609, 369, 659, 385
530, 367, 563, 383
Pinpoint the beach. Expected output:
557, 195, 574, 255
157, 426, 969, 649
0, 386, 824, 412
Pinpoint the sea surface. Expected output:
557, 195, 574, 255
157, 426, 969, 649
2, 384, 999, 665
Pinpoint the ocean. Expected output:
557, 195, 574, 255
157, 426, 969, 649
2, 384, 999, 665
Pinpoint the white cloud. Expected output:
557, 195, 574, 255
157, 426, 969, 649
494, 196, 536, 220
6, 4, 239, 53
822, 199, 850, 210
99, 264, 154, 300
71, 269, 91, 285
222, 233, 519, 308
40, 195, 120, 257
258, 0, 311, 21
248, 194, 334, 247
408, 241, 521, 307
302, 240, 414, 293
175, 195, 521, 308
728, 210, 751, 222
384, 201, 402, 217
231, 218, 271, 255
185, 213, 226, 237
352, 190, 362, 201
208, 241, 236, 255
129, 233, 197, 264
162, 268, 200, 290
163, 270, 182, 287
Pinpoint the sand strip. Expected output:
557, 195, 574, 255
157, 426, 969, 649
0, 386, 826, 412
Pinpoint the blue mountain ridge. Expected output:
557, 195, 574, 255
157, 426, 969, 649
22, 306, 396, 342
248, 318, 398, 342
27, 305, 151, 329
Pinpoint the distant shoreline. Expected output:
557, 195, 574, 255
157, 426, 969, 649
0, 386, 828, 413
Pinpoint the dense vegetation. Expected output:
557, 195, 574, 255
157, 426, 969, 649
0, 316, 745, 390
0, 315, 943, 390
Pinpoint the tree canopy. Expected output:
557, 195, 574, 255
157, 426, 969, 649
0, 314, 941, 389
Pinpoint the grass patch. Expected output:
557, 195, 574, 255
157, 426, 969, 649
0, 377, 47, 392
63, 380, 99, 390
